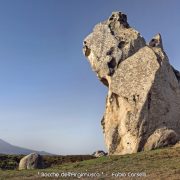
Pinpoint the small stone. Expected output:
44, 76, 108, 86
92, 150, 107, 157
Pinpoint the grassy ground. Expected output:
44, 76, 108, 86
0, 147, 180, 179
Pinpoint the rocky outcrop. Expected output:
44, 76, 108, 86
19, 153, 43, 170
83, 12, 180, 155
92, 150, 107, 157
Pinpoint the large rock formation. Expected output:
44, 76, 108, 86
83, 12, 180, 155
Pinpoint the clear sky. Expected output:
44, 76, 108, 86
0, 0, 180, 155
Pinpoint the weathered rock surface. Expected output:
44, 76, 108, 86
92, 150, 107, 157
19, 153, 43, 170
83, 12, 180, 155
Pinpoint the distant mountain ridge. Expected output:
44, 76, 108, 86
0, 139, 52, 155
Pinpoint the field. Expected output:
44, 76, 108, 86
0, 147, 180, 179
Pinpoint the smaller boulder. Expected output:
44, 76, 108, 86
92, 150, 107, 157
144, 128, 178, 151
19, 153, 43, 170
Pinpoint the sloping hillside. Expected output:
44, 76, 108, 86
0, 139, 51, 155
0, 147, 180, 179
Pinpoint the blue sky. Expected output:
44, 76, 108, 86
0, 0, 180, 154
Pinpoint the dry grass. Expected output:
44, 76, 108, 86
0, 147, 180, 179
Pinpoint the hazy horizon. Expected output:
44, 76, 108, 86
0, 0, 180, 155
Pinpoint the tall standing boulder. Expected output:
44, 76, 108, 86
19, 153, 43, 170
83, 12, 180, 155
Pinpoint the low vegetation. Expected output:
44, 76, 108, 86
0, 155, 23, 170
0, 147, 180, 179
0, 154, 94, 170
